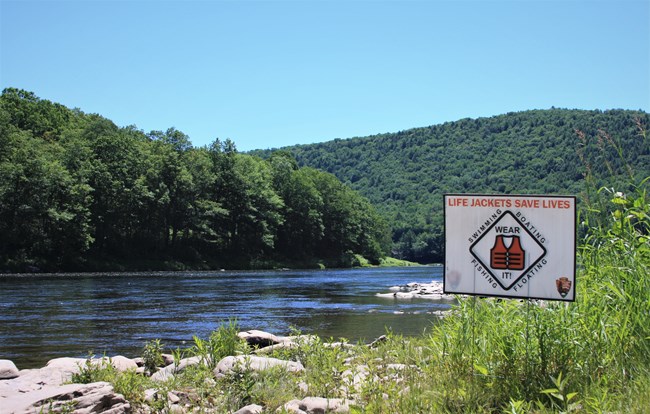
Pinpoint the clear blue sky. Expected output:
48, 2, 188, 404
1, 0, 648, 151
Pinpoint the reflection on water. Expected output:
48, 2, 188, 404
0, 267, 447, 368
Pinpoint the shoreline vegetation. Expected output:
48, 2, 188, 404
0, 255, 423, 275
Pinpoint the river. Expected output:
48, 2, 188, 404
0, 266, 448, 368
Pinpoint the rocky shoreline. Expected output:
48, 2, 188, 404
0, 329, 415, 414
1, 356, 133, 413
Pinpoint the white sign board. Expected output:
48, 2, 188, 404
444, 194, 576, 301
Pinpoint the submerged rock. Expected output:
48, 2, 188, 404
376, 280, 456, 301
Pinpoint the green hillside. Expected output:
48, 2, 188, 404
253, 109, 650, 263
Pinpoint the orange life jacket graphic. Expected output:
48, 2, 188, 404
490, 235, 525, 270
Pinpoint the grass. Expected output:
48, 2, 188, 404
85, 123, 648, 412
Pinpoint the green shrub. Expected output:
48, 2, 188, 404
189, 319, 248, 369
142, 339, 164, 374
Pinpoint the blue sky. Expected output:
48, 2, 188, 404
1, 0, 648, 151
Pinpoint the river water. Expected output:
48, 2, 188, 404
0, 266, 448, 368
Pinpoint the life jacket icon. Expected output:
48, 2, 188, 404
490, 235, 525, 270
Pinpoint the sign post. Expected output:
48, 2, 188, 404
444, 194, 576, 301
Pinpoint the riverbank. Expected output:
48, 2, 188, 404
1, 254, 422, 274
0, 327, 414, 414
3, 323, 648, 414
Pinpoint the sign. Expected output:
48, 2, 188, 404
444, 194, 576, 301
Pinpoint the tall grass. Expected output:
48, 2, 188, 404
421, 120, 649, 412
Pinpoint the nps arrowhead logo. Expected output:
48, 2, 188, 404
469, 210, 547, 291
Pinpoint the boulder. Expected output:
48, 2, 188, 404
281, 397, 350, 413
161, 353, 175, 366
46, 357, 87, 375
254, 341, 298, 355
234, 404, 264, 414
323, 342, 355, 350
0, 359, 19, 379
238, 330, 284, 347
150, 356, 204, 382
167, 391, 181, 404
109, 355, 138, 372
214, 355, 304, 378
2, 381, 129, 414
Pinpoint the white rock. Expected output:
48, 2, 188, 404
109, 355, 138, 372
234, 404, 264, 414
214, 355, 304, 378
254, 340, 299, 355
282, 397, 350, 413
150, 356, 204, 382
168, 391, 180, 404
0, 359, 19, 379
1, 381, 129, 414
238, 330, 284, 347
162, 353, 175, 366
169, 404, 186, 414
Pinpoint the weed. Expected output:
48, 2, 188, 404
142, 339, 164, 375
190, 319, 248, 369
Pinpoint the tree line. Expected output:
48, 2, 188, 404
0, 88, 390, 271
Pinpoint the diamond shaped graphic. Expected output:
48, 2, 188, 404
469, 210, 547, 290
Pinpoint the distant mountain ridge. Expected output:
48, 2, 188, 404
252, 108, 650, 262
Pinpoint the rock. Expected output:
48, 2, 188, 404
214, 355, 304, 378
376, 280, 456, 301
150, 367, 173, 382
238, 330, 284, 347
168, 391, 181, 404
254, 340, 298, 355
2, 381, 129, 414
150, 356, 204, 382
281, 397, 350, 413
46, 356, 87, 374
144, 388, 158, 402
341, 365, 371, 395
323, 342, 355, 350
161, 353, 175, 366
109, 355, 138, 372
0, 359, 19, 379
169, 404, 186, 414
132, 357, 145, 367
286, 334, 319, 345
234, 404, 264, 414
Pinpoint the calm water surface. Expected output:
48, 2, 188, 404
0, 267, 447, 368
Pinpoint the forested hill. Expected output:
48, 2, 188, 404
0, 88, 391, 271
252, 109, 650, 263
